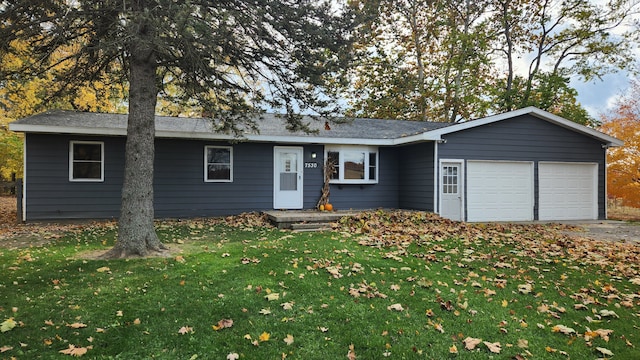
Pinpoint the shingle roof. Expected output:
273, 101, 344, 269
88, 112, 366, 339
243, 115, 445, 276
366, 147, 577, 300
9, 110, 453, 144
9, 107, 622, 147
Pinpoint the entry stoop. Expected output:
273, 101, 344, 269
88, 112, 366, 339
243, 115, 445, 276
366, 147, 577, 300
263, 210, 357, 231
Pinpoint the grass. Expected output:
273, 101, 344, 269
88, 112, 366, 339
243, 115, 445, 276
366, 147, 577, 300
1, 212, 639, 359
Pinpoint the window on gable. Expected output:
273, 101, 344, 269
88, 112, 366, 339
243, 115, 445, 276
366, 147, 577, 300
205, 146, 233, 182
325, 146, 378, 184
69, 141, 104, 182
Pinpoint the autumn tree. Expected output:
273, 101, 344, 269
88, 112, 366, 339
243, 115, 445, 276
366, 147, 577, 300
0, 37, 126, 180
600, 80, 640, 207
1, 0, 354, 257
342, 0, 639, 123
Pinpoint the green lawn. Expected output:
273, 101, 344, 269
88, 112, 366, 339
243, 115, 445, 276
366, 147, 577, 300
1, 211, 639, 359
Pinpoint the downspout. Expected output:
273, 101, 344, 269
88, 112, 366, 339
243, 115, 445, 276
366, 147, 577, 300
433, 140, 439, 214
22, 135, 27, 222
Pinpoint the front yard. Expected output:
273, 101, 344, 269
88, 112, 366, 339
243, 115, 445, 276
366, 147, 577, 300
1, 210, 639, 359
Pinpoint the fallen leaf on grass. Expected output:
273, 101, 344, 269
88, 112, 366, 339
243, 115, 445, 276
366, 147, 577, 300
66, 322, 88, 329
59, 345, 91, 357
178, 326, 194, 335
96, 267, 110, 273
265, 293, 280, 301
483, 341, 501, 354
449, 344, 458, 354
552, 324, 575, 335
347, 343, 357, 360
283, 334, 294, 345
212, 319, 233, 331
1, 345, 13, 353
596, 347, 614, 356
463, 337, 482, 350
387, 303, 404, 311
599, 309, 619, 318
259, 332, 270, 342
227, 353, 239, 360
1, 318, 16, 333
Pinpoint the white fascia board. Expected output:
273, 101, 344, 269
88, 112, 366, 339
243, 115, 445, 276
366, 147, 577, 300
10, 123, 401, 146
422, 106, 623, 147
9, 123, 127, 136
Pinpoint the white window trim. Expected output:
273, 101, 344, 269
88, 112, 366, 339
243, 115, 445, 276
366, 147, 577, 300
204, 146, 233, 182
69, 141, 104, 182
325, 145, 378, 184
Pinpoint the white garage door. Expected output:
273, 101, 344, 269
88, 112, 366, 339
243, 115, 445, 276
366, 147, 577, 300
539, 162, 598, 220
467, 161, 534, 222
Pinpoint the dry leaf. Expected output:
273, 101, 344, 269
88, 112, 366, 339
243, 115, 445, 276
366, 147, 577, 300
212, 319, 233, 331
67, 322, 88, 329
449, 344, 458, 354
96, 267, 110, 273
178, 326, 194, 335
0, 345, 13, 353
59, 345, 89, 357
283, 334, 294, 345
1, 318, 16, 333
483, 341, 501, 354
387, 303, 404, 311
259, 332, 270, 342
265, 293, 280, 301
347, 343, 357, 360
552, 324, 575, 335
517, 339, 529, 349
227, 353, 239, 360
463, 337, 482, 350
596, 347, 614, 356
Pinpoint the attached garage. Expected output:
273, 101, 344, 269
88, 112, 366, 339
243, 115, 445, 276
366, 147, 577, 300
467, 161, 534, 222
538, 162, 598, 220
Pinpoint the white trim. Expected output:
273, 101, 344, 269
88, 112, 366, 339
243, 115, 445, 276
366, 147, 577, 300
423, 107, 623, 147
433, 142, 438, 213
204, 146, 233, 182
22, 136, 27, 222
69, 141, 104, 182
438, 159, 465, 221
273, 146, 304, 209
324, 145, 379, 184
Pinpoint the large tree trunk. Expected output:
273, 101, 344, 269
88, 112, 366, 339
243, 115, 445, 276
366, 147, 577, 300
103, 11, 166, 258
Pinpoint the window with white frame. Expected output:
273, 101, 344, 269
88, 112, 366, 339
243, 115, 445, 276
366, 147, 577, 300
205, 146, 233, 182
325, 146, 378, 184
69, 141, 104, 182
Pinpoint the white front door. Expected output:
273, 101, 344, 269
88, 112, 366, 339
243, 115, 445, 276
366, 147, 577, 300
274, 146, 304, 209
440, 161, 463, 221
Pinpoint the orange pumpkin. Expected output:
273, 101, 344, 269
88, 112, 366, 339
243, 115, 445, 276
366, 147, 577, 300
325, 203, 333, 211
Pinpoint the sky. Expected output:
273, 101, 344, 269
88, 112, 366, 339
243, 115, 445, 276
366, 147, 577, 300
573, 72, 631, 120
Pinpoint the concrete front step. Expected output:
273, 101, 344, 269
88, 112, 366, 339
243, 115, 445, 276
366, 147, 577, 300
290, 222, 334, 231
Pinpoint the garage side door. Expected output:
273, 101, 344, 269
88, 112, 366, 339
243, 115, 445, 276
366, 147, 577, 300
539, 162, 597, 220
467, 161, 534, 222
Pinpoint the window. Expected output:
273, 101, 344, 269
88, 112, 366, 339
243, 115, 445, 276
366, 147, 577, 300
205, 146, 232, 182
69, 141, 104, 182
325, 146, 378, 184
442, 166, 458, 194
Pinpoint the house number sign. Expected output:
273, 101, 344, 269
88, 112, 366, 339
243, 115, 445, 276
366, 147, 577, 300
304, 162, 318, 168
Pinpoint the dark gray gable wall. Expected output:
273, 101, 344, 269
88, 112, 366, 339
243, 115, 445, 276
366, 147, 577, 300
437, 114, 607, 219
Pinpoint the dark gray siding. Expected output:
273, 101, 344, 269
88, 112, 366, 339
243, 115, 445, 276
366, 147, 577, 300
398, 142, 435, 211
24, 135, 400, 220
25, 134, 125, 220
325, 147, 400, 210
437, 115, 608, 219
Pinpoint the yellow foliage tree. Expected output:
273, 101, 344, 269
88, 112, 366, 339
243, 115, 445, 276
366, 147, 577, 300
0, 39, 126, 180
599, 80, 640, 208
